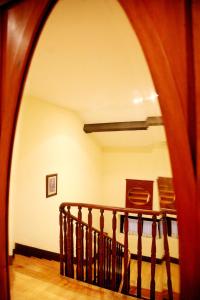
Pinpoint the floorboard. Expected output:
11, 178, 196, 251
10, 255, 136, 300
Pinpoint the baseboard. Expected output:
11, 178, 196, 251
8, 255, 14, 265
131, 254, 163, 264
14, 243, 179, 265
14, 243, 60, 261
170, 257, 179, 264
131, 254, 179, 265
14, 243, 88, 265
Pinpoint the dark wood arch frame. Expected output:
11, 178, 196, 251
0, 1, 200, 299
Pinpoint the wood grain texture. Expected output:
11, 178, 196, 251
0, 0, 200, 299
126, 179, 153, 210
119, 1, 198, 298
111, 211, 117, 291
99, 209, 105, 287
192, 2, 200, 297
10, 255, 137, 300
162, 213, 173, 299
0, 1, 57, 299
150, 215, 157, 299
123, 213, 129, 294
157, 177, 176, 210
137, 214, 142, 298
59, 211, 64, 275
87, 208, 93, 283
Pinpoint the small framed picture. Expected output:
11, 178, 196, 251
46, 174, 57, 197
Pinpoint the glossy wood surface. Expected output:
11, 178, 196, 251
59, 211, 64, 275
60, 205, 126, 293
10, 255, 137, 300
137, 214, 142, 298
0, 1, 57, 299
87, 208, 93, 283
60, 203, 176, 298
123, 213, 129, 294
0, 0, 200, 299
119, 1, 198, 298
162, 213, 173, 299
99, 209, 105, 287
150, 215, 157, 299
192, 1, 200, 290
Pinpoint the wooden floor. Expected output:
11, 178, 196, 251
130, 259, 180, 292
10, 255, 136, 300
129, 260, 180, 299
10, 255, 179, 300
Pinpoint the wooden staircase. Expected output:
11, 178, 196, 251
59, 202, 178, 299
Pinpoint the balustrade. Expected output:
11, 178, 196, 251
59, 202, 177, 299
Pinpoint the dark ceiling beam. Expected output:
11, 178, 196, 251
83, 116, 163, 133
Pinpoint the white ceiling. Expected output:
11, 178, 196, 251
24, 0, 166, 148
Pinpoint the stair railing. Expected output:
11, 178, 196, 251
59, 202, 177, 299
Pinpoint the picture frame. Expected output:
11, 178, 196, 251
46, 174, 57, 197
125, 179, 153, 210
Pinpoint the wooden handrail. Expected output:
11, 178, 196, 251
60, 202, 176, 216
59, 202, 177, 299
60, 205, 127, 292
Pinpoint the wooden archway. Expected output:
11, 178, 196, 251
0, 1, 199, 299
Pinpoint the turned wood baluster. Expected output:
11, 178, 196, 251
111, 210, 117, 291
87, 208, 93, 283
75, 221, 78, 278
117, 244, 122, 287
119, 245, 123, 284
107, 238, 111, 288
105, 236, 108, 287
103, 235, 107, 286
59, 210, 64, 275
71, 218, 74, 277
81, 224, 84, 280
63, 214, 68, 276
116, 244, 119, 287
76, 206, 83, 280
123, 212, 129, 294
97, 233, 100, 283
85, 226, 89, 282
93, 231, 97, 284
122, 246, 125, 287
67, 206, 73, 277
163, 213, 173, 299
150, 215, 157, 299
98, 209, 105, 287
137, 213, 142, 298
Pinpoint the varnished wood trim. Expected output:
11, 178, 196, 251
83, 116, 163, 133
60, 202, 161, 216
131, 254, 179, 265
14, 243, 97, 266
131, 254, 162, 264
8, 255, 14, 265
170, 257, 179, 265
0, 1, 58, 299
14, 243, 180, 266
14, 243, 60, 261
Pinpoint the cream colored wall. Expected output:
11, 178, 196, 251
102, 143, 172, 209
9, 99, 178, 258
102, 144, 174, 258
9, 96, 103, 253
